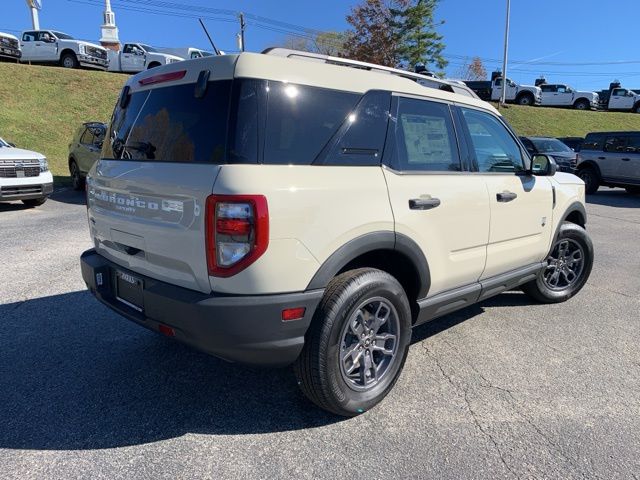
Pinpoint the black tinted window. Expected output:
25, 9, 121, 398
582, 133, 605, 151
389, 97, 460, 172
461, 108, 524, 173
319, 90, 391, 166
103, 81, 231, 163
263, 82, 359, 165
540, 85, 555, 93
227, 79, 260, 164
604, 136, 628, 152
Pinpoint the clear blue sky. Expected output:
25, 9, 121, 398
2, 0, 639, 90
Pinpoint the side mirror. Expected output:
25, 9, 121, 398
531, 154, 557, 176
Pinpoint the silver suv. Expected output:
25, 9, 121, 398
576, 131, 640, 194
81, 50, 594, 416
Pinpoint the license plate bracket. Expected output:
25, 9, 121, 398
115, 270, 144, 312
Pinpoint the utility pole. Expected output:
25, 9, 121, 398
499, 0, 510, 107
239, 13, 246, 52
25, 0, 41, 30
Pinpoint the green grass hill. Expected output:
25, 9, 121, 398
2, 61, 640, 181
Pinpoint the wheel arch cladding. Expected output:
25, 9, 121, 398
306, 231, 431, 304
554, 202, 587, 242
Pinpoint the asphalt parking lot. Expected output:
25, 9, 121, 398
1, 188, 639, 479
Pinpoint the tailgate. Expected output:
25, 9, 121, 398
88, 161, 220, 293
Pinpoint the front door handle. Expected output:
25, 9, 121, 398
409, 197, 441, 210
496, 191, 518, 202
621, 158, 631, 161
598, 156, 606, 160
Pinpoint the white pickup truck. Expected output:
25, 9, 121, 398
0, 32, 21, 61
108, 43, 184, 73
464, 76, 542, 105
19, 30, 108, 70
539, 83, 599, 110
0, 137, 53, 207
602, 86, 640, 113
159, 47, 214, 60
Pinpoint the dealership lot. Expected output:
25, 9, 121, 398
0, 188, 638, 479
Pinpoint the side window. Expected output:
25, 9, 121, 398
320, 90, 391, 166
582, 134, 605, 151
494, 78, 502, 87
80, 129, 94, 145
22, 32, 35, 42
461, 108, 525, 173
37, 32, 51, 42
389, 97, 460, 172
557, 86, 566, 93
612, 89, 626, 96
604, 136, 627, 152
190, 51, 201, 59
263, 82, 359, 165
540, 85, 554, 93
627, 134, 640, 152
123, 44, 134, 54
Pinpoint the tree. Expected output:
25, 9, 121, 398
279, 31, 348, 57
456, 56, 487, 80
391, 0, 448, 73
343, 0, 408, 67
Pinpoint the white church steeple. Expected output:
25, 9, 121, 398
100, 0, 120, 51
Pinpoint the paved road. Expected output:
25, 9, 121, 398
1, 188, 639, 479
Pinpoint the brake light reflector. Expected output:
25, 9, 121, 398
158, 324, 175, 337
282, 307, 306, 322
138, 70, 187, 86
205, 195, 269, 277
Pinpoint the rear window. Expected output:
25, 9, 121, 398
103, 81, 231, 163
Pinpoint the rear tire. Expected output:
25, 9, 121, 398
516, 93, 535, 106
294, 268, 412, 417
69, 159, 84, 191
22, 197, 47, 207
577, 167, 600, 194
522, 222, 593, 304
60, 52, 78, 69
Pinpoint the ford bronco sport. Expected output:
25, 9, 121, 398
81, 49, 593, 416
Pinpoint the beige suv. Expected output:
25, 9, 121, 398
80, 49, 593, 416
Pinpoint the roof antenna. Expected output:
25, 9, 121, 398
198, 18, 221, 56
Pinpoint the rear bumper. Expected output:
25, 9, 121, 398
80, 249, 324, 367
0, 182, 53, 201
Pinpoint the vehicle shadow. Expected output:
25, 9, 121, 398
0, 289, 532, 451
0, 201, 31, 212
49, 186, 86, 206
586, 189, 640, 208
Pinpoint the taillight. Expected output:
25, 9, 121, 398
205, 195, 269, 277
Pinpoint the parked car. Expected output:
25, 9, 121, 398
464, 72, 542, 105
159, 47, 213, 60
0, 137, 53, 207
68, 122, 106, 190
0, 31, 21, 62
576, 131, 640, 194
108, 43, 183, 73
538, 83, 598, 110
557, 137, 584, 152
520, 137, 578, 172
81, 49, 593, 417
19, 30, 108, 70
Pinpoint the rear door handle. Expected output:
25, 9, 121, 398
409, 197, 441, 210
496, 191, 518, 202
622, 158, 631, 161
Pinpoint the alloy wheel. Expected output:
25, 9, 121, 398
339, 297, 400, 391
543, 238, 585, 291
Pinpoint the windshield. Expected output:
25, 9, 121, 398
52, 31, 75, 40
139, 44, 159, 53
530, 138, 573, 153
0, 138, 9, 147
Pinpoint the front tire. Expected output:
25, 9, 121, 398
294, 269, 412, 417
577, 166, 600, 194
522, 222, 593, 304
22, 197, 47, 207
574, 99, 590, 110
60, 52, 78, 69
